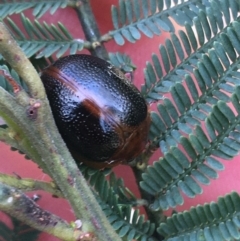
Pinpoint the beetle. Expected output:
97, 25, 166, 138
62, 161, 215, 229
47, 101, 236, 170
40, 54, 150, 169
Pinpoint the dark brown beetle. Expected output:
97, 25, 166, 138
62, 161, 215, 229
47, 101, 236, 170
40, 54, 150, 169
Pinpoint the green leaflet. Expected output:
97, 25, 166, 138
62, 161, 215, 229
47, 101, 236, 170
142, 98, 240, 211
157, 192, 240, 241
79, 166, 155, 241
144, 4, 240, 152
0, 0, 67, 19
110, 0, 213, 45
3, 14, 84, 59
109, 52, 136, 72
140, 8, 240, 210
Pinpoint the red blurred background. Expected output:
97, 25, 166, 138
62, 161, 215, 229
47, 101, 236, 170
1, 1, 240, 240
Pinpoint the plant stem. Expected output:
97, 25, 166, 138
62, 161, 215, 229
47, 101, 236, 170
0, 22, 121, 241
0, 126, 23, 151
74, 0, 109, 60
131, 166, 166, 240
0, 173, 63, 197
0, 182, 85, 241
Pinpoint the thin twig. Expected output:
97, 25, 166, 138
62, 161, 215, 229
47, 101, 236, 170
0, 173, 63, 197
0, 26, 44, 99
0, 88, 49, 173
0, 182, 84, 241
0, 22, 121, 241
74, 0, 109, 60
0, 126, 23, 151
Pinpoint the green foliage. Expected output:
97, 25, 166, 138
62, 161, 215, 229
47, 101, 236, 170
4, 14, 84, 58
109, 0, 236, 45
0, 0, 67, 19
141, 1, 240, 102
109, 52, 136, 72
139, 1, 240, 212
80, 166, 156, 241
0, 214, 40, 241
158, 192, 240, 241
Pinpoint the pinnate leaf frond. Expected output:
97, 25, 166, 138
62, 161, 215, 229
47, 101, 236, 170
80, 166, 156, 241
141, 0, 240, 102
140, 2, 240, 211
4, 14, 85, 59
0, 0, 67, 19
158, 192, 240, 241
109, 0, 238, 45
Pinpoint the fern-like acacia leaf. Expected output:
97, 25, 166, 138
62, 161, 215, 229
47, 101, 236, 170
141, 0, 240, 102
143, 94, 240, 211
157, 192, 240, 241
140, 1, 240, 210
109, 0, 229, 45
79, 166, 155, 241
4, 14, 85, 59
0, 0, 67, 19
145, 2, 240, 150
